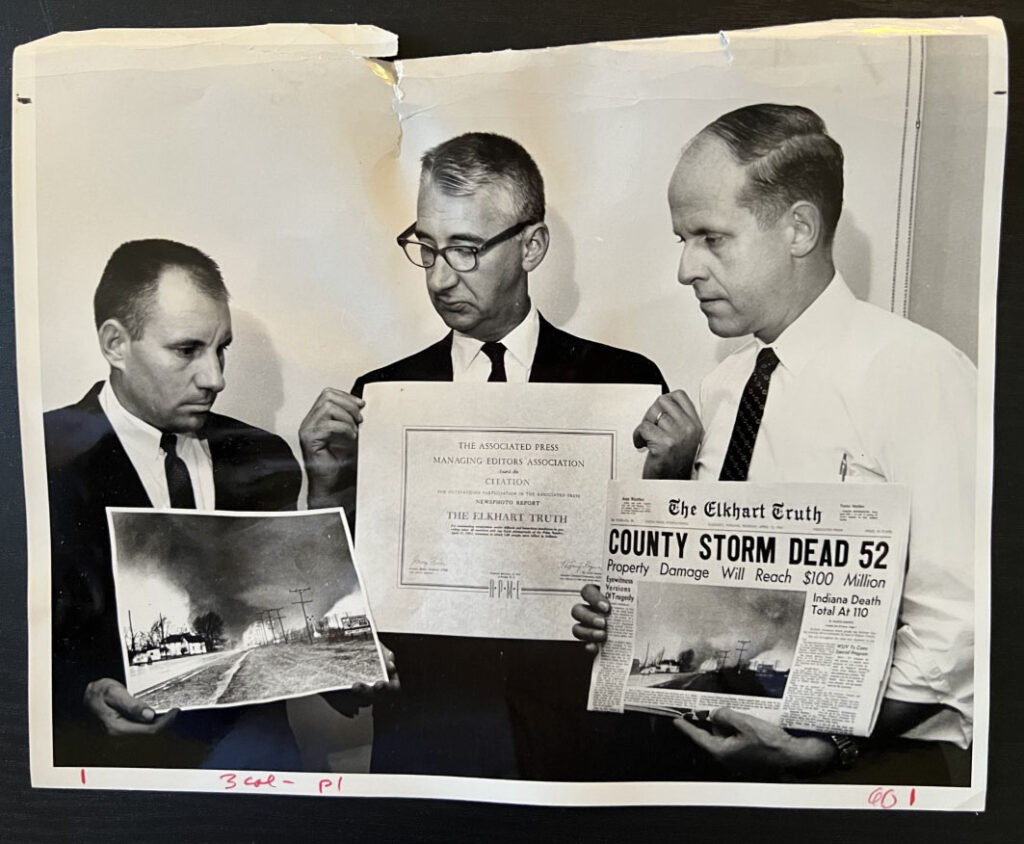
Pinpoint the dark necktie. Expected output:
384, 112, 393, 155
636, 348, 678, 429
161, 432, 197, 508
719, 347, 780, 482
481, 341, 508, 382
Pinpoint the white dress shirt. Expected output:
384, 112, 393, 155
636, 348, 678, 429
695, 275, 977, 748
450, 304, 540, 382
99, 381, 216, 509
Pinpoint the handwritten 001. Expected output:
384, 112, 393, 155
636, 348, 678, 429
868, 786, 916, 809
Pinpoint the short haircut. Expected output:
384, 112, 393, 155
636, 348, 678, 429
700, 104, 845, 243
420, 132, 545, 222
93, 239, 228, 338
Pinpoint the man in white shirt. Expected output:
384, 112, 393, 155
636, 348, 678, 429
573, 104, 976, 783
300, 132, 666, 778
45, 239, 304, 768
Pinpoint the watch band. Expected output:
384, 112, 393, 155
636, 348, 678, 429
829, 734, 861, 769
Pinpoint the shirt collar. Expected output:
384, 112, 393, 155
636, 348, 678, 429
451, 302, 540, 374
99, 380, 166, 463
758, 273, 853, 374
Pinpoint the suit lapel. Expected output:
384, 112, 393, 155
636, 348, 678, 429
204, 417, 237, 509
528, 314, 572, 383
94, 432, 152, 508
73, 385, 153, 508
433, 333, 455, 381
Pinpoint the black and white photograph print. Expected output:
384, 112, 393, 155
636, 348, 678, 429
107, 508, 386, 712
628, 583, 806, 700
13, 17, 1001, 805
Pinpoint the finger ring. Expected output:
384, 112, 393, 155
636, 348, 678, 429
654, 411, 665, 426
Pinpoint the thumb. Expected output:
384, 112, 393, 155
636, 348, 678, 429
580, 583, 610, 613
105, 683, 156, 723
381, 645, 397, 676
632, 422, 649, 450
151, 709, 179, 731
707, 707, 755, 734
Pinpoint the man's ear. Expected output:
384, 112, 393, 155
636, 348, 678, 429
98, 319, 131, 372
788, 201, 823, 258
521, 222, 550, 273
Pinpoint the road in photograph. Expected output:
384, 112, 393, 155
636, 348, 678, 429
139, 636, 380, 711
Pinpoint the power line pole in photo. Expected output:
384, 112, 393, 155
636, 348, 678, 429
267, 607, 286, 643
736, 639, 750, 672
290, 587, 315, 644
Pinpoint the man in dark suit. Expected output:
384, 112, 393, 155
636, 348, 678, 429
299, 133, 668, 779
46, 239, 302, 768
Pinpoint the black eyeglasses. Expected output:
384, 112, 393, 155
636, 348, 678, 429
396, 220, 536, 272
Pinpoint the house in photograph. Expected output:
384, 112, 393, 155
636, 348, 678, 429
162, 633, 208, 658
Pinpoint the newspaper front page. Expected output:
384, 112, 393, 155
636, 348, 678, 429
589, 481, 910, 737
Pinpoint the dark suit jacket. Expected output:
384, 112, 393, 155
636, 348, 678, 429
353, 313, 668, 394
45, 382, 302, 768
353, 315, 672, 779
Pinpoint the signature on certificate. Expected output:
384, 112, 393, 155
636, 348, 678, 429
409, 554, 449, 573
559, 559, 604, 580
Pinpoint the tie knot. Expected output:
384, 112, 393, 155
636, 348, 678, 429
756, 347, 780, 374
481, 341, 506, 365
160, 432, 179, 457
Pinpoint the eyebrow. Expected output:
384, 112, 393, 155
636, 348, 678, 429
414, 228, 483, 245
676, 222, 724, 237
165, 333, 232, 348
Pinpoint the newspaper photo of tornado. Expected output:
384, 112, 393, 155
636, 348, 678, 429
628, 583, 806, 699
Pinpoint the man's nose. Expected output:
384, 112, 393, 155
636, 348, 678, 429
426, 257, 460, 293
677, 243, 704, 286
195, 350, 226, 393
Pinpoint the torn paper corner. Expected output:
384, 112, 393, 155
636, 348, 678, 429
367, 58, 400, 89
16, 22, 395, 53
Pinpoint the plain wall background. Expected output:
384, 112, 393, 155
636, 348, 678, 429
909, 35, 988, 359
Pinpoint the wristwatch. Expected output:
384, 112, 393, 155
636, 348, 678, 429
828, 734, 861, 769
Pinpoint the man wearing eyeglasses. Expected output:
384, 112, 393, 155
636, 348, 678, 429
299, 132, 666, 779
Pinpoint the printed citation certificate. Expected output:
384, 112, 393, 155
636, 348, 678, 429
355, 381, 659, 639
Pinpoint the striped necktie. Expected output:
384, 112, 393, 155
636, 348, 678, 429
719, 347, 780, 481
